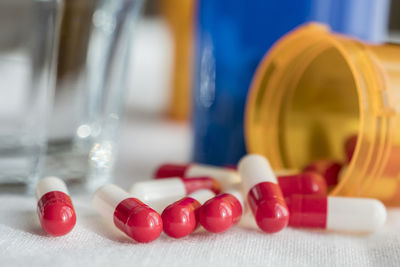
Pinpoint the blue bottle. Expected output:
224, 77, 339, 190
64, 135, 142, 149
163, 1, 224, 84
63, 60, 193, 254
193, 0, 390, 166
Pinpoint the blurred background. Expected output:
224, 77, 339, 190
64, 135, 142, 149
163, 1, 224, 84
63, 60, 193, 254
0, 0, 399, 193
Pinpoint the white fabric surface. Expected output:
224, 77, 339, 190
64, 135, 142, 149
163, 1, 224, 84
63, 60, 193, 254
1, 114, 400, 267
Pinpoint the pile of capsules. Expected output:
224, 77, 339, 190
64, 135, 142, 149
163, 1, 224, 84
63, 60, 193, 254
35, 149, 387, 243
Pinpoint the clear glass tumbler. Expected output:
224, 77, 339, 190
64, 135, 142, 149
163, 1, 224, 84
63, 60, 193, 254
44, 0, 145, 191
0, 0, 61, 189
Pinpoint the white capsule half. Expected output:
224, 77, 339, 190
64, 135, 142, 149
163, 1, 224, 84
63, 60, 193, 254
327, 197, 387, 233
35, 176, 69, 200
237, 154, 277, 192
129, 178, 186, 203
93, 184, 130, 225
188, 189, 215, 205
185, 164, 241, 189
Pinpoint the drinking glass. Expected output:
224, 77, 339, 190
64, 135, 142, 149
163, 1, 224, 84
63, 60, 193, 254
44, 0, 145, 191
0, 0, 61, 189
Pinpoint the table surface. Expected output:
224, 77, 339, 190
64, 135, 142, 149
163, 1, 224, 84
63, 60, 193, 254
1, 113, 400, 267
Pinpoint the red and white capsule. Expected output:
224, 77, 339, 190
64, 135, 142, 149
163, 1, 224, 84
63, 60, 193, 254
129, 177, 220, 207
278, 172, 327, 197
155, 163, 240, 189
198, 189, 244, 233
93, 184, 163, 243
161, 189, 215, 238
303, 159, 343, 187
238, 154, 289, 233
286, 195, 387, 233
35, 176, 76, 236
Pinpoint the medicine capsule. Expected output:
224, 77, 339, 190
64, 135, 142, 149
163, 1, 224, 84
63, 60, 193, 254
198, 189, 244, 233
35, 176, 76, 236
303, 160, 343, 186
155, 163, 241, 189
286, 194, 387, 233
278, 172, 327, 197
161, 189, 215, 238
238, 154, 289, 233
93, 184, 163, 243
129, 177, 220, 205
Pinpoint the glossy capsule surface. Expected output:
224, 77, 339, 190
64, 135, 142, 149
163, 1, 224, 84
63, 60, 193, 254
238, 154, 289, 233
35, 176, 76, 236
198, 189, 243, 233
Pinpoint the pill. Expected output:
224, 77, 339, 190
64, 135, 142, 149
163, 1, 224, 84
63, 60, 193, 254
198, 189, 244, 233
303, 160, 343, 186
344, 134, 357, 163
35, 176, 76, 236
154, 163, 241, 189
129, 177, 220, 206
93, 184, 163, 243
286, 194, 387, 233
238, 154, 289, 233
278, 172, 327, 197
161, 189, 215, 238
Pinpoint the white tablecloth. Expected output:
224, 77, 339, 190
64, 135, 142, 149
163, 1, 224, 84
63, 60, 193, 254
1, 114, 400, 267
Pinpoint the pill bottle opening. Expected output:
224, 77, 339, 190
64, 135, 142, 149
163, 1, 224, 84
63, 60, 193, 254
278, 46, 359, 169
246, 23, 400, 204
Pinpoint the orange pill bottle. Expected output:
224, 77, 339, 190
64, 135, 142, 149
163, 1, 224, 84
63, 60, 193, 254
246, 23, 400, 205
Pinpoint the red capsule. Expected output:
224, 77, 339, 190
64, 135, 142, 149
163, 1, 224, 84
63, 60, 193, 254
303, 160, 343, 186
285, 194, 387, 233
278, 172, 327, 197
35, 177, 76, 236
238, 154, 289, 234
198, 191, 243, 233
93, 184, 163, 243
161, 189, 215, 238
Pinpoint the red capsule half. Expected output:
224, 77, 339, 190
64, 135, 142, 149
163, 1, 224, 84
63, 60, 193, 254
155, 164, 190, 178
114, 198, 163, 243
278, 172, 327, 197
286, 195, 327, 228
35, 177, 76, 236
303, 160, 343, 186
247, 182, 289, 233
198, 192, 243, 233
161, 197, 200, 238
37, 191, 76, 236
